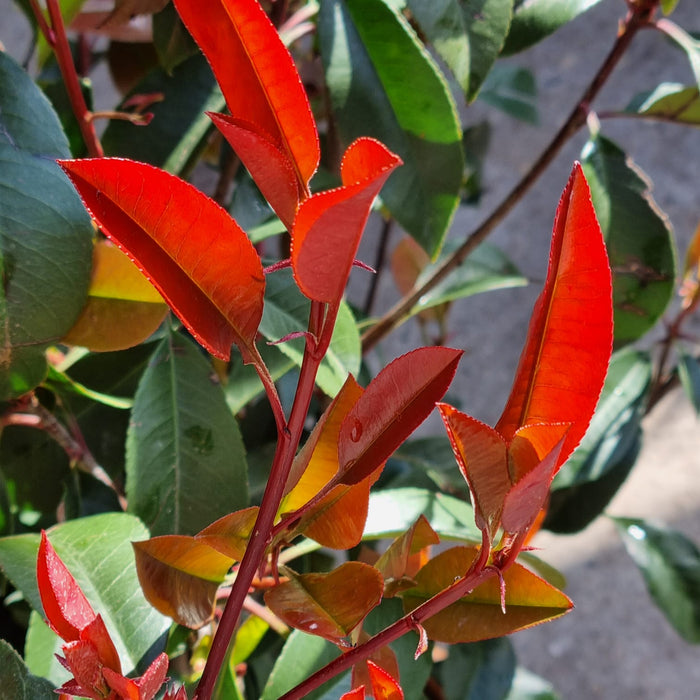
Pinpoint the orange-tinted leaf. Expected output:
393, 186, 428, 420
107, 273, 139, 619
367, 660, 404, 700
341, 689, 366, 700
59, 158, 265, 362
283, 376, 364, 509
132, 536, 233, 628
173, 0, 319, 192
104, 652, 169, 700
37, 531, 96, 642
401, 546, 572, 643
195, 506, 259, 561
351, 636, 400, 697
264, 562, 383, 641
375, 515, 439, 594
438, 404, 509, 544
495, 163, 613, 465
292, 138, 401, 305
338, 347, 463, 485
680, 220, 700, 310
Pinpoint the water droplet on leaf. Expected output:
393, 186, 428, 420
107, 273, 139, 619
350, 419, 363, 442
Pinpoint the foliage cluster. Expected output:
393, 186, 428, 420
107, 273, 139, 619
0, 0, 699, 698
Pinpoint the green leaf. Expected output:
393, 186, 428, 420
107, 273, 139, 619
152, 2, 199, 73
478, 64, 538, 123
546, 350, 652, 533
436, 637, 516, 700
260, 630, 343, 700
661, 0, 680, 14
581, 134, 676, 344
405, 0, 513, 101
614, 517, 700, 643
657, 19, 700, 89
102, 53, 224, 176
365, 487, 481, 542
413, 241, 527, 314
0, 513, 171, 673
505, 668, 559, 699
24, 611, 69, 687
678, 347, 700, 415
319, 0, 464, 257
625, 83, 700, 126
126, 330, 248, 536
502, 0, 604, 55
390, 435, 468, 492
0, 639, 56, 699
0, 53, 92, 400
259, 268, 361, 397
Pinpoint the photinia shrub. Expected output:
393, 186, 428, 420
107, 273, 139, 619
0, 0, 698, 698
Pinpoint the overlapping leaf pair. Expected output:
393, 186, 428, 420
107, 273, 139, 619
37, 532, 171, 700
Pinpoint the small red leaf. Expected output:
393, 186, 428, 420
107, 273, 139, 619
264, 562, 383, 641
292, 138, 401, 305
104, 652, 169, 700
59, 158, 265, 362
37, 531, 96, 643
173, 0, 319, 191
495, 163, 613, 465
60, 640, 108, 699
367, 660, 404, 700
80, 615, 121, 674
338, 347, 462, 485
340, 689, 366, 700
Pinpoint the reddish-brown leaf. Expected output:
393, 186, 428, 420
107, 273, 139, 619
132, 536, 233, 628
292, 138, 401, 305
338, 347, 463, 485
37, 531, 96, 643
367, 660, 404, 700
495, 163, 613, 465
401, 546, 572, 643
173, 0, 319, 192
195, 506, 259, 561
59, 158, 265, 362
264, 562, 383, 641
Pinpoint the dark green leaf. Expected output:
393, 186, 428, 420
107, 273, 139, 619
614, 517, 700, 643
126, 330, 248, 536
0, 513, 171, 672
413, 241, 527, 313
462, 121, 491, 203
545, 350, 652, 533
502, 0, 604, 55
260, 630, 343, 700
625, 83, 700, 126
436, 637, 516, 700
390, 435, 468, 492
581, 134, 676, 344
152, 2, 199, 73
478, 64, 538, 123
365, 487, 481, 542
0, 640, 56, 699
406, 0, 513, 100
678, 347, 700, 415
102, 53, 224, 176
319, 0, 464, 257
259, 268, 361, 397
0, 53, 92, 400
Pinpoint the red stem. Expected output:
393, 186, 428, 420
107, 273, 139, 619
33, 0, 104, 157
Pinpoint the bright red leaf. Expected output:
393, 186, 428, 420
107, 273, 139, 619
37, 531, 96, 643
367, 660, 404, 700
103, 652, 169, 700
292, 138, 402, 305
59, 158, 265, 362
338, 347, 462, 485
495, 162, 613, 465
173, 0, 319, 198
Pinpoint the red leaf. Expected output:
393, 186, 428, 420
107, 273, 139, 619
173, 0, 319, 192
495, 163, 613, 465
60, 640, 108, 699
37, 531, 96, 643
59, 158, 265, 361
80, 615, 121, 674
292, 138, 401, 305
367, 660, 404, 700
104, 652, 169, 700
340, 689, 366, 700
338, 347, 462, 485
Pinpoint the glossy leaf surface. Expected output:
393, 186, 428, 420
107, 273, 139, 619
133, 536, 233, 628
614, 517, 700, 643
367, 659, 404, 700
126, 330, 248, 536
59, 157, 265, 361
319, 0, 464, 257
338, 347, 463, 484
265, 562, 383, 641
195, 506, 259, 561
173, 0, 319, 194
0, 514, 170, 675
0, 53, 92, 399
495, 163, 613, 466
581, 135, 675, 344
401, 546, 572, 643
292, 138, 401, 304
625, 83, 700, 126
